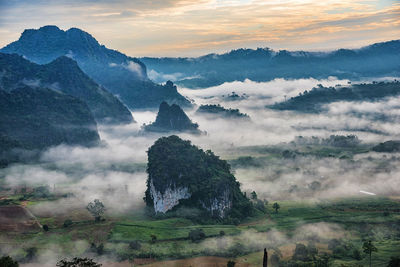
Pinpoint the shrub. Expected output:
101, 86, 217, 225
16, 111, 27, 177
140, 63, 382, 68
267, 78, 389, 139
63, 219, 73, 228
129, 240, 141, 250
42, 224, 49, 231
188, 229, 206, 242
227, 260, 236, 267
0, 256, 19, 267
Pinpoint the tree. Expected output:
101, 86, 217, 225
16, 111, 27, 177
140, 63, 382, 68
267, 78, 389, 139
56, 257, 101, 267
150, 234, 157, 243
272, 202, 280, 213
251, 191, 257, 200
263, 248, 268, 267
363, 240, 377, 267
86, 199, 105, 222
0, 256, 19, 267
227, 260, 236, 267
387, 256, 400, 267
43, 224, 49, 231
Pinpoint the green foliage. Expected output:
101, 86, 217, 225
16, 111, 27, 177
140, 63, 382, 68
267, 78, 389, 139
0, 256, 19, 267
63, 219, 73, 228
273, 202, 280, 213
145, 135, 254, 220
56, 257, 101, 267
363, 240, 378, 255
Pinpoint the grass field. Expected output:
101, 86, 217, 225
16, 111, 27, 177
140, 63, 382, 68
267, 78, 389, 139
1, 194, 398, 266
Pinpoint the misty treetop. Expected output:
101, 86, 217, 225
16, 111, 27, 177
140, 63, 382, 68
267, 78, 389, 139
196, 104, 250, 120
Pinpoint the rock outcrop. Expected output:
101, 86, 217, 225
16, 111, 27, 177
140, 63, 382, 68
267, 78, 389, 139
144, 136, 253, 220
144, 101, 201, 134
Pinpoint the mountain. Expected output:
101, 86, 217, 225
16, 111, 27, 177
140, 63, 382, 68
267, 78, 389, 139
1, 25, 190, 108
144, 135, 253, 221
0, 86, 100, 156
144, 101, 201, 134
141, 40, 400, 88
270, 81, 400, 112
0, 53, 133, 124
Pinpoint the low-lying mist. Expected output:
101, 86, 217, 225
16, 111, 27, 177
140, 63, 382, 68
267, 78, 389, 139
1, 77, 400, 213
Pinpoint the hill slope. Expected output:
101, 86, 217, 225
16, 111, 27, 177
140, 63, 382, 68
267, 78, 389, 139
0, 86, 100, 151
1, 25, 190, 108
0, 52, 133, 124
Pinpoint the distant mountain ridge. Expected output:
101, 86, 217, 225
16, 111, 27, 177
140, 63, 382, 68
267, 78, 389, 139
141, 40, 400, 88
0, 52, 133, 124
1, 25, 191, 108
270, 81, 400, 112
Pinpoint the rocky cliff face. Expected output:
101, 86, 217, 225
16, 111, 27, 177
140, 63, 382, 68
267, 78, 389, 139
201, 189, 232, 218
149, 181, 191, 213
144, 135, 253, 220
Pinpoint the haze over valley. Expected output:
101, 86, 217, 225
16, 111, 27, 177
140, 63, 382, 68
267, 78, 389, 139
0, 2, 400, 266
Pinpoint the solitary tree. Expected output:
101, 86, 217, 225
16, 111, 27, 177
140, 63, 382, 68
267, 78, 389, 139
251, 191, 258, 200
363, 240, 377, 267
86, 199, 105, 222
263, 248, 268, 267
273, 202, 280, 213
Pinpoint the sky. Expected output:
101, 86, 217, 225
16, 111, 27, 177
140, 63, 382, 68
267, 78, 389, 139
0, 0, 399, 57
